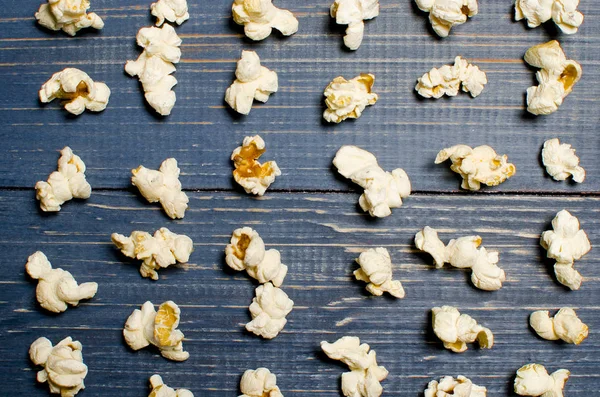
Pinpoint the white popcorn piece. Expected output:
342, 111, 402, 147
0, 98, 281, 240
530, 308, 588, 345
424, 375, 487, 397
125, 24, 182, 116
151, 0, 189, 26
354, 247, 405, 298
225, 51, 278, 115
514, 364, 570, 397
540, 210, 591, 290
330, 0, 379, 50
432, 306, 494, 353
239, 368, 283, 397
416, 56, 487, 99
35, 0, 104, 36
30, 336, 88, 396
35, 147, 92, 212
225, 227, 288, 286
231, 135, 281, 195
415, 0, 478, 37
246, 282, 293, 339
232, 0, 298, 41
25, 251, 98, 313
124, 300, 189, 361
515, 0, 583, 34
149, 374, 194, 397
524, 40, 582, 116
435, 144, 516, 191
112, 227, 193, 281
321, 336, 388, 397
323, 73, 378, 123
415, 226, 505, 291
333, 145, 411, 218
541, 138, 585, 183
131, 158, 189, 219
39, 68, 110, 115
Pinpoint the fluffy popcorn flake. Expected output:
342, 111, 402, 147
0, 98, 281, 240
330, 0, 379, 50
424, 375, 487, 397
321, 336, 388, 397
30, 336, 88, 396
149, 374, 194, 397
416, 56, 487, 99
514, 364, 570, 397
354, 247, 405, 298
530, 308, 588, 345
239, 368, 283, 397
333, 145, 411, 218
232, 0, 298, 41
432, 306, 494, 353
415, 0, 478, 37
515, 0, 583, 34
151, 0, 189, 26
246, 282, 293, 339
231, 135, 281, 195
323, 73, 378, 123
35, 0, 104, 36
541, 138, 585, 183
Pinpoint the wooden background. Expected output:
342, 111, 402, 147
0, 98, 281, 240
0, 0, 598, 395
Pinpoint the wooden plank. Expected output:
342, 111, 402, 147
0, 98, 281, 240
0, 190, 598, 395
0, 1, 598, 192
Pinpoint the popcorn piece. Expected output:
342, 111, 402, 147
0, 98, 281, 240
39, 68, 110, 115
232, 0, 298, 41
112, 227, 193, 280
124, 301, 189, 361
424, 375, 487, 397
151, 0, 189, 26
149, 374, 194, 397
330, 0, 379, 50
431, 306, 494, 353
540, 210, 591, 290
354, 247, 405, 298
515, 0, 583, 34
541, 138, 585, 183
435, 144, 516, 191
131, 158, 189, 219
35, 147, 91, 212
231, 135, 281, 195
246, 282, 293, 339
35, 0, 104, 36
321, 336, 388, 397
323, 73, 378, 123
333, 145, 411, 218
415, 0, 478, 37
29, 336, 87, 396
225, 227, 288, 286
25, 251, 98, 313
415, 226, 505, 291
239, 368, 283, 397
416, 56, 487, 99
125, 24, 182, 116
225, 51, 278, 115
530, 308, 588, 345
524, 40, 582, 116
514, 364, 570, 397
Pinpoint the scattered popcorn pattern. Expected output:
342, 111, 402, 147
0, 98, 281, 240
246, 282, 293, 339
424, 375, 487, 397
431, 306, 494, 353
542, 138, 585, 183
239, 368, 283, 397
514, 364, 570, 397
330, 0, 379, 50
323, 73, 378, 123
416, 56, 487, 98
151, 0, 189, 26
35, 0, 104, 36
530, 308, 588, 345
515, 0, 583, 34
415, 0, 478, 37
232, 0, 298, 41
355, 247, 405, 298
148, 374, 194, 397
231, 135, 281, 195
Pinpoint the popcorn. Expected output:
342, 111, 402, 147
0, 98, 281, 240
424, 375, 487, 397
35, 0, 104, 36
435, 144, 516, 191
530, 308, 588, 345
415, 226, 505, 291
239, 368, 283, 397
125, 24, 182, 116
151, 0, 189, 26
354, 247, 405, 298
131, 158, 189, 219
431, 306, 494, 353
29, 336, 88, 396
35, 147, 91, 212
415, 0, 478, 37
515, 0, 583, 34
330, 0, 379, 50
148, 374, 194, 397
124, 301, 189, 361
232, 0, 298, 41
225, 227, 288, 286
321, 336, 388, 397
225, 51, 278, 115
514, 364, 570, 397
39, 68, 110, 115
333, 145, 411, 218
112, 227, 193, 280
246, 282, 293, 339
323, 73, 378, 123
416, 56, 487, 99
231, 135, 281, 195
541, 138, 585, 183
